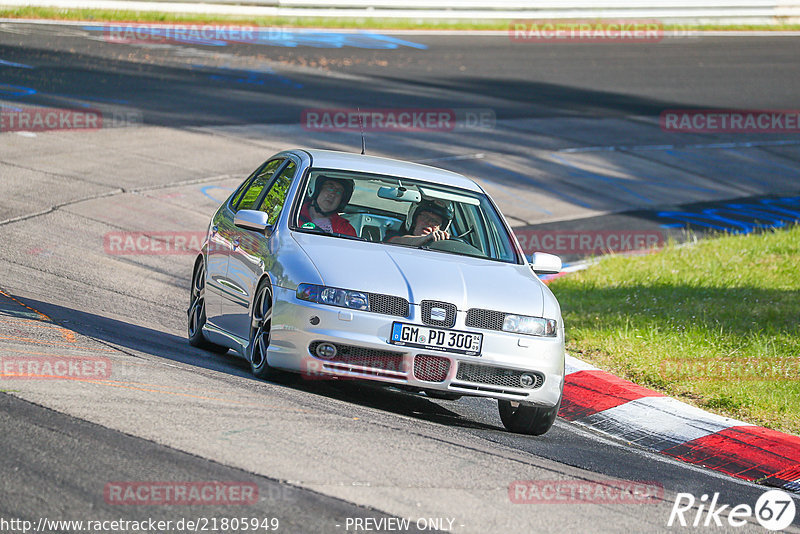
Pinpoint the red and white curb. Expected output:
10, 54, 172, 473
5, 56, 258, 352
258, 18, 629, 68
559, 356, 800, 493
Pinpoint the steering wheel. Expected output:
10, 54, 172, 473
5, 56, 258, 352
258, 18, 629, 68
449, 226, 474, 244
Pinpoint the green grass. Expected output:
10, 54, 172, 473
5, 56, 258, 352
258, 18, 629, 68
550, 226, 800, 435
3, 7, 800, 31
0, 8, 505, 28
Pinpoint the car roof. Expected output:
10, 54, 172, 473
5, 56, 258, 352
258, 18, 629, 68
298, 149, 482, 192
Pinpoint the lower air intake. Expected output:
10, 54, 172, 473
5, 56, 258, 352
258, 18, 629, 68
309, 342, 407, 373
456, 363, 544, 389
414, 354, 451, 382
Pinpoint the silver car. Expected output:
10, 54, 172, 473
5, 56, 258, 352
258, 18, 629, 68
188, 149, 565, 435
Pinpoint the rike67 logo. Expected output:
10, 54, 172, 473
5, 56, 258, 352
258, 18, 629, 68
668, 490, 796, 531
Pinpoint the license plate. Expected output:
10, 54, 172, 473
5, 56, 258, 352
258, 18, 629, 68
390, 322, 482, 356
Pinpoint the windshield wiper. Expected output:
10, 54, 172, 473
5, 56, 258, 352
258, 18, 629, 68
420, 246, 484, 259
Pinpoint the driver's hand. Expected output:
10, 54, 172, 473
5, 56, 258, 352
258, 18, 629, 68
421, 227, 450, 242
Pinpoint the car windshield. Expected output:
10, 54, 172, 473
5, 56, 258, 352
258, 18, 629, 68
293, 168, 520, 264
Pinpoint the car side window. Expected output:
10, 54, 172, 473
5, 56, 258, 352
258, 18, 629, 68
234, 159, 283, 212
257, 161, 297, 225
229, 169, 259, 209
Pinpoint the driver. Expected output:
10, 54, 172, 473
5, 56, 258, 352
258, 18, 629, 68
299, 175, 357, 237
387, 199, 453, 246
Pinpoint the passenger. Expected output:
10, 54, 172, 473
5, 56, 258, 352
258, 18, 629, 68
387, 199, 453, 246
298, 175, 357, 237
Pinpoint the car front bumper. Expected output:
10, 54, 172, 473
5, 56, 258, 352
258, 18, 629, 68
267, 286, 564, 407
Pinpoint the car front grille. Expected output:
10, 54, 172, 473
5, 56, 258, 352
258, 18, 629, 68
368, 293, 410, 318
309, 341, 407, 373
455, 362, 544, 389
465, 308, 506, 331
413, 355, 451, 382
421, 300, 457, 328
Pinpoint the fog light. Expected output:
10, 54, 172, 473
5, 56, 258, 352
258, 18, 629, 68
315, 343, 337, 360
520, 374, 535, 388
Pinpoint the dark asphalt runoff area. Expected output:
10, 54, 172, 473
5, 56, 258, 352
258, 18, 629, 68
0, 393, 432, 534
2, 30, 800, 125
1, 22, 799, 533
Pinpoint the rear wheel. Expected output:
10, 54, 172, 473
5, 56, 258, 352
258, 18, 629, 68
498, 396, 561, 436
249, 280, 289, 381
187, 260, 228, 354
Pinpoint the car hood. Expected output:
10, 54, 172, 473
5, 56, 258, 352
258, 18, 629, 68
292, 233, 545, 316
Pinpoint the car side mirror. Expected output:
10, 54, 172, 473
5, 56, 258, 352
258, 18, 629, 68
234, 209, 273, 236
530, 252, 562, 275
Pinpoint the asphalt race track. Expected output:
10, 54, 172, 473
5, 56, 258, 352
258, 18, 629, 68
1, 22, 799, 533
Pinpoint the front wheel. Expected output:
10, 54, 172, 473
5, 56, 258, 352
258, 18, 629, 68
248, 280, 288, 381
187, 260, 228, 354
498, 396, 561, 436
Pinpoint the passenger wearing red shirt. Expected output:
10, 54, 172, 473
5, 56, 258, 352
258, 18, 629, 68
298, 176, 357, 237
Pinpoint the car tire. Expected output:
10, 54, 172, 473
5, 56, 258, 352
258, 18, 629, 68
498, 396, 561, 436
248, 279, 289, 382
188, 260, 228, 354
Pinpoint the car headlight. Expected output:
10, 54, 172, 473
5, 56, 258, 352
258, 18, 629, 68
502, 314, 557, 337
296, 283, 370, 311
